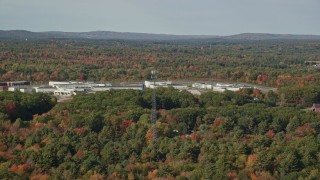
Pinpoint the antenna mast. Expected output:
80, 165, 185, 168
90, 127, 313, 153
151, 70, 158, 143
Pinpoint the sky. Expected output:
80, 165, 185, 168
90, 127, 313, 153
0, 0, 319, 35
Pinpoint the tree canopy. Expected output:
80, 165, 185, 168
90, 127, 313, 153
0, 88, 319, 179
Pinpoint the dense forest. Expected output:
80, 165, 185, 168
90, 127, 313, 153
1, 38, 320, 179
0, 88, 319, 179
0, 39, 320, 87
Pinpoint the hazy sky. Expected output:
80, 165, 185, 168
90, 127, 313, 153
0, 0, 319, 35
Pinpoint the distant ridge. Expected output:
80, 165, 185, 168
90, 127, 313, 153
1, 30, 320, 40
0, 30, 218, 40
224, 33, 320, 40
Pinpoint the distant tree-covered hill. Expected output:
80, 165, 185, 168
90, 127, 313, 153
0, 30, 218, 40
1, 30, 320, 40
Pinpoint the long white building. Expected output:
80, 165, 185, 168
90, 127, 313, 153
34, 86, 57, 93
192, 83, 213, 89
144, 80, 172, 88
